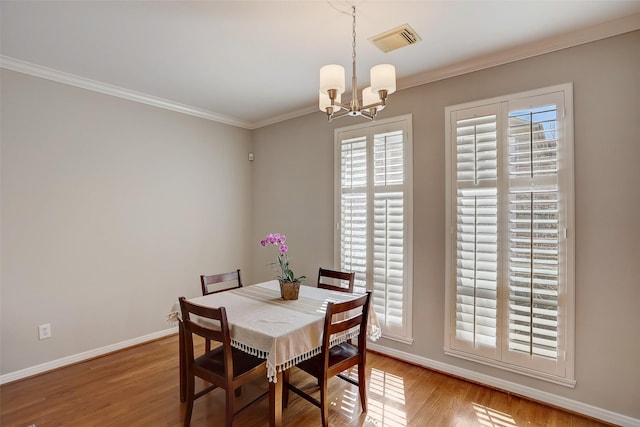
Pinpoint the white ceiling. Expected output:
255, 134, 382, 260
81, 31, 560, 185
2, 1, 640, 129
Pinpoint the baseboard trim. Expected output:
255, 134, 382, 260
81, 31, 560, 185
0, 327, 178, 385
367, 342, 640, 427
2, 331, 637, 426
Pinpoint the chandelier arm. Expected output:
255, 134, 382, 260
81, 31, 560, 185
326, 88, 348, 111
329, 109, 353, 121
329, 114, 374, 122
327, 110, 377, 122
324, 107, 335, 121
328, 109, 375, 122
360, 112, 375, 120
361, 100, 385, 110
361, 89, 388, 110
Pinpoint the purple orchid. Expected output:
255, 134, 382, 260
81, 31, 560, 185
259, 233, 305, 283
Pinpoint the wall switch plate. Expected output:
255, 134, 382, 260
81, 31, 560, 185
38, 323, 51, 340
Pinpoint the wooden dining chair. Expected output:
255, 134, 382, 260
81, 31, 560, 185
200, 269, 243, 351
200, 269, 243, 296
283, 292, 372, 427
317, 267, 355, 293
179, 297, 268, 427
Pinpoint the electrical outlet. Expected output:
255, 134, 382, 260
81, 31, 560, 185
38, 323, 51, 340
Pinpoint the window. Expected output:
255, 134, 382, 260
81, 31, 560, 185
335, 114, 413, 343
444, 84, 575, 385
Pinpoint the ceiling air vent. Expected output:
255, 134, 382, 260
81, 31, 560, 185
369, 24, 421, 53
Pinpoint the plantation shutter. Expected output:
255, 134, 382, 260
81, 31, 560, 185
373, 130, 405, 330
340, 135, 368, 294
451, 107, 500, 358
505, 96, 564, 373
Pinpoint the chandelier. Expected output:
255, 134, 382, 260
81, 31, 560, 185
319, 6, 396, 121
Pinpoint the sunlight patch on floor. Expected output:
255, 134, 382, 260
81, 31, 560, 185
340, 388, 357, 415
364, 368, 408, 427
472, 402, 518, 427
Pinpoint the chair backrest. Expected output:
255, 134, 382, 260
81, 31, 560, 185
321, 291, 371, 356
179, 297, 233, 375
201, 269, 242, 295
317, 268, 355, 293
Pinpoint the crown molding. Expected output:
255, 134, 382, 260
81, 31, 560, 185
251, 105, 319, 129
2, 13, 639, 130
0, 56, 254, 130
398, 12, 640, 91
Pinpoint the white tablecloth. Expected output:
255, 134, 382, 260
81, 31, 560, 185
168, 280, 381, 381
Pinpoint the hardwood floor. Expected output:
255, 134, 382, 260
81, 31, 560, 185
1, 334, 611, 427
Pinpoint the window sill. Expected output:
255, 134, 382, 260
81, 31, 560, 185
379, 332, 414, 346
444, 348, 576, 388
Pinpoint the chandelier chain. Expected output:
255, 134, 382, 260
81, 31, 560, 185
352, 6, 356, 64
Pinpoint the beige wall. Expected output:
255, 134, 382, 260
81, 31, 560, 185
249, 112, 336, 285
1, 69, 253, 373
251, 31, 640, 420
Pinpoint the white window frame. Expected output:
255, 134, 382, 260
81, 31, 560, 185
444, 84, 575, 386
334, 114, 414, 344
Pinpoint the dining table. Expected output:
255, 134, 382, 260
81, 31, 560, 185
168, 279, 381, 427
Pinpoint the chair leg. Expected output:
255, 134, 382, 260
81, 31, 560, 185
358, 363, 367, 413
179, 322, 186, 402
320, 376, 329, 427
183, 376, 195, 427
282, 369, 290, 408
225, 386, 235, 427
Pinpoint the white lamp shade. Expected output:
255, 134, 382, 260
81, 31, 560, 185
362, 86, 384, 110
319, 90, 341, 112
370, 64, 396, 95
320, 64, 346, 94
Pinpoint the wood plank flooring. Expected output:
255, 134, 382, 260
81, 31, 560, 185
1, 334, 612, 427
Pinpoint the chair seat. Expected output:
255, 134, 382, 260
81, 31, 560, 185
296, 342, 358, 376
195, 346, 265, 378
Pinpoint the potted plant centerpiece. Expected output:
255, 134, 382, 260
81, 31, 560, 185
260, 233, 306, 300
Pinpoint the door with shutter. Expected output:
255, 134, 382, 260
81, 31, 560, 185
335, 116, 413, 342
445, 85, 573, 381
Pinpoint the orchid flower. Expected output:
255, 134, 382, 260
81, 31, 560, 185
259, 233, 306, 283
